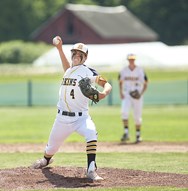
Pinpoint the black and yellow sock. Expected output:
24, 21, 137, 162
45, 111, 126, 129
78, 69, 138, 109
86, 140, 97, 169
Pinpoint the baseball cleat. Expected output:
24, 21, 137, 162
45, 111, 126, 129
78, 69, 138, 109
87, 170, 104, 181
32, 158, 53, 169
135, 136, 142, 144
86, 161, 103, 181
121, 133, 130, 142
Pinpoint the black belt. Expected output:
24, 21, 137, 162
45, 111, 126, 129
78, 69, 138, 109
58, 109, 82, 117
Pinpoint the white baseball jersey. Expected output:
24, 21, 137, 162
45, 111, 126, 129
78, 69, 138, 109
45, 64, 99, 156
119, 66, 146, 95
119, 66, 147, 125
57, 64, 98, 112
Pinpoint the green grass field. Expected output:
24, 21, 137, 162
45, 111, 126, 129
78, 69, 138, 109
0, 106, 188, 190
0, 65, 188, 191
0, 105, 188, 191
0, 105, 188, 143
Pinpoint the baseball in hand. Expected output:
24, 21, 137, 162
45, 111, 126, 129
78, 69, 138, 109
53, 37, 60, 45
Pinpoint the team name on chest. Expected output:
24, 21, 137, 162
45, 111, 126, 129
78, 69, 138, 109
61, 78, 77, 86
124, 76, 139, 81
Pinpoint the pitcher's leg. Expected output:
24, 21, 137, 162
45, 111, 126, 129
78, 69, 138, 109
32, 115, 73, 169
76, 116, 103, 181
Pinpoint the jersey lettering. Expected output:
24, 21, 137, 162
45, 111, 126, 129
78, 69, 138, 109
124, 76, 139, 81
61, 78, 77, 86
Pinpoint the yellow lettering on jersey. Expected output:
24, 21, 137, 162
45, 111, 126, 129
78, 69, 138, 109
62, 78, 77, 86
124, 77, 139, 81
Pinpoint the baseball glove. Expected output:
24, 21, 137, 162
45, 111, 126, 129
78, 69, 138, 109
130, 90, 141, 99
78, 77, 99, 104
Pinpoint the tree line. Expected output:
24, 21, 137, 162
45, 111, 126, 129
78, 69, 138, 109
0, 0, 188, 45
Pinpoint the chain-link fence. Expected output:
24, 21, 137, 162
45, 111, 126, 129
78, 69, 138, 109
0, 80, 187, 106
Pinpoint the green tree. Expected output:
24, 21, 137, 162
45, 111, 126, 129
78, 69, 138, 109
1, 0, 188, 45
92, 0, 123, 6
125, 0, 188, 45
0, 0, 67, 42
0, 0, 27, 41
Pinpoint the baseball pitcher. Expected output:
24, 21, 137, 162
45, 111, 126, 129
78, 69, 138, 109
32, 36, 112, 181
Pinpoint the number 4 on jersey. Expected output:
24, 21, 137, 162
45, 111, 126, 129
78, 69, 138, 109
70, 89, 75, 99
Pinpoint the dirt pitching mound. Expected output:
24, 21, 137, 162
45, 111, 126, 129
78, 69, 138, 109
0, 167, 188, 190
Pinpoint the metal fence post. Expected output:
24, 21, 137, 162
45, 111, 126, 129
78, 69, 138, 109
27, 80, 32, 107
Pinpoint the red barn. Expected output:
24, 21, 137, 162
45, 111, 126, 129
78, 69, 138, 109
31, 4, 158, 44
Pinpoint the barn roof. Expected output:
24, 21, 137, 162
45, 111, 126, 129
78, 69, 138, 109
31, 4, 158, 41
65, 4, 158, 39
